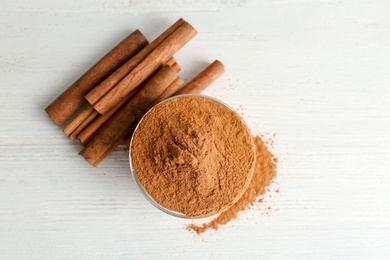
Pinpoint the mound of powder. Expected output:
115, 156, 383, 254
187, 135, 278, 233
131, 95, 255, 217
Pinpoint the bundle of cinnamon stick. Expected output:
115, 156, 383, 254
45, 18, 225, 167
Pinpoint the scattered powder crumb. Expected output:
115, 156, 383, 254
187, 135, 278, 234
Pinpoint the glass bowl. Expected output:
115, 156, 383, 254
129, 94, 254, 219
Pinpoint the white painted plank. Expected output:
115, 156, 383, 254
0, 0, 390, 259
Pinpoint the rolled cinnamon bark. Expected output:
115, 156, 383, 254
92, 21, 197, 115
75, 57, 180, 145
175, 60, 224, 95
69, 110, 99, 140
77, 86, 140, 145
77, 59, 180, 145
165, 57, 177, 67
63, 104, 94, 136
80, 65, 178, 166
151, 76, 184, 107
165, 56, 181, 72
85, 19, 186, 106
45, 30, 148, 126
170, 62, 181, 73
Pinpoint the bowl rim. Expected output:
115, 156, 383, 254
129, 94, 253, 219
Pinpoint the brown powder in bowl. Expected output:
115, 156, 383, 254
130, 95, 255, 218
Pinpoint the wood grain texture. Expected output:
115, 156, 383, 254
0, 0, 390, 259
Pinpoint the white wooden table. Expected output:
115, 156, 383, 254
1, 0, 389, 259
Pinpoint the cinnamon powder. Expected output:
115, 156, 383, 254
131, 95, 256, 218
187, 135, 277, 234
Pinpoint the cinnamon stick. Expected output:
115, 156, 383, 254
80, 65, 178, 166
163, 57, 181, 72
63, 104, 94, 136
69, 110, 99, 140
45, 30, 148, 126
151, 76, 184, 107
85, 19, 186, 106
92, 21, 197, 115
76, 58, 180, 144
165, 57, 181, 72
170, 62, 181, 73
78, 86, 140, 145
165, 57, 177, 67
175, 60, 224, 95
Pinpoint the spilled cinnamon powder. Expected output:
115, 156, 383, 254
131, 95, 256, 218
187, 135, 277, 234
